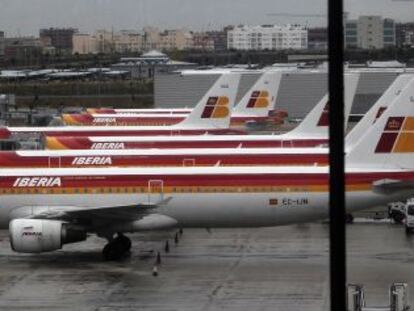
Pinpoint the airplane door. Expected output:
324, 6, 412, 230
48, 156, 61, 168
148, 179, 164, 204
281, 140, 293, 148
183, 158, 195, 167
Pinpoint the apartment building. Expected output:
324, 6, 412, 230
40, 28, 78, 54
192, 32, 215, 50
345, 16, 396, 49
4, 37, 43, 62
396, 22, 414, 48
227, 24, 308, 50
113, 31, 143, 53
159, 29, 193, 50
72, 33, 98, 54
73, 30, 143, 55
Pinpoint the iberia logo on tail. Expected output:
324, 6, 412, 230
247, 90, 270, 109
201, 96, 230, 119
375, 116, 414, 153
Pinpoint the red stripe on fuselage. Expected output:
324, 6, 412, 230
50, 136, 328, 150
66, 114, 184, 126
90, 109, 191, 115
2, 171, 414, 188
0, 151, 328, 168
67, 115, 276, 127
33, 128, 245, 137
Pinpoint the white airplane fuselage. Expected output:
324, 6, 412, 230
0, 191, 404, 230
0, 166, 411, 230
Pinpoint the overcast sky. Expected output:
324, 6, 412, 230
0, 0, 413, 36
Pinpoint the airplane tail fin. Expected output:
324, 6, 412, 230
232, 71, 282, 117
176, 73, 240, 129
347, 77, 414, 169
286, 73, 360, 138
346, 74, 414, 151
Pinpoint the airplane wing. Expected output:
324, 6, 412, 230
372, 179, 414, 195
27, 197, 172, 222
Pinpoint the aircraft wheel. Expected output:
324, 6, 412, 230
345, 214, 354, 224
117, 234, 132, 252
392, 212, 405, 224
102, 234, 131, 260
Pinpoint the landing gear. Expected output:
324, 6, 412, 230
391, 211, 405, 224
102, 233, 132, 261
346, 214, 354, 224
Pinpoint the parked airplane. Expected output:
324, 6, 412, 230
87, 108, 192, 115
4, 76, 414, 260
61, 72, 284, 128
45, 73, 359, 150
0, 147, 328, 168
0, 73, 243, 140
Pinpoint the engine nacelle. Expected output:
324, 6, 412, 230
9, 219, 87, 253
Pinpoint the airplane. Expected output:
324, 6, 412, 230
0, 73, 243, 140
86, 108, 192, 115
45, 72, 360, 150
61, 71, 284, 128
0, 147, 328, 168
4, 76, 414, 260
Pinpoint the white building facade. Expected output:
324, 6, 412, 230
72, 30, 143, 55
72, 33, 98, 54
227, 24, 308, 50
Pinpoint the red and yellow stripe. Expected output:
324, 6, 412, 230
45, 136, 328, 150
62, 113, 184, 126
0, 151, 328, 168
1, 171, 413, 195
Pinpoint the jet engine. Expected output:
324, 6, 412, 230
9, 219, 86, 253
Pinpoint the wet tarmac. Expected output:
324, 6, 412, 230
0, 221, 413, 310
